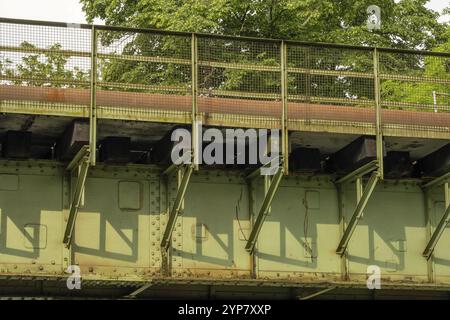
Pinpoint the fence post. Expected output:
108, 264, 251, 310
89, 25, 97, 166
281, 41, 289, 174
373, 48, 383, 179
191, 33, 199, 170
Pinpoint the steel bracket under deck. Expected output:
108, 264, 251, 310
63, 145, 91, 248
335, 160, 380, 256
245, 157, 284, 253
423, 172, 450, 260
160, 161, 195, 253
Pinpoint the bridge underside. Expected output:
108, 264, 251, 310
0, 18, 449, 299
0, 93, 450, 300
0, 93, 449, 300
0, 138, 449, 298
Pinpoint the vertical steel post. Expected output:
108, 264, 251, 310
373, 48, 383, 179
424, 189, 435, 282
61, 172, 72, 269
305, 47, 311, 102
432, 91, 437, 113
191, 33, 199, 170
89, 25, 97, 166
247, 179, 257, 278
280, 41, 289, 175
337, 185, 349, 280
356, 177, 363, 218
264, 174, 271, 214
446, 182, 450, 209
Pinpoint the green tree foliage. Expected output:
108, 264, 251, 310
81, 0, 447, 48
381, 25, 450, 108
78, 0, 448, 107
1, 42, 89, 87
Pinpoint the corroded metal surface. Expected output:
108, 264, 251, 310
0, 161, 448, 297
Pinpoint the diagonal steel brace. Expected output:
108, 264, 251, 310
423, 174, 450, 260
160, 163, 194, 252
245, 158, 284, 253
336, 162, 380, 256
63, 146, 91, 247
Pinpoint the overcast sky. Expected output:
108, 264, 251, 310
0, 0, 448, 24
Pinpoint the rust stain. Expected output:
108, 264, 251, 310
1, 85, 449, 128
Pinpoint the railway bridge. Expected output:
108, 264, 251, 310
0, 18, 449, 299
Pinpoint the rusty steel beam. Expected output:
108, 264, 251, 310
1, 85, 450, 129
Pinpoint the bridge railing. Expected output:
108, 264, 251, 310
0, 18, 449, 135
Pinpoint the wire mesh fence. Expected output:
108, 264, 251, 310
95, 28, 192, 118
0, 21, 91, 115
0, 18, 449, 135
287, 44, 376, 129
379, 50, 450, 133
197, 36, 282, 119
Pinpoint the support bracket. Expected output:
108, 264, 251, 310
160, 162, 194, 253
63, 145, 90, 247
423, 173, 450, 260
245, 157, 284, 253
335, 160, 380, 256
